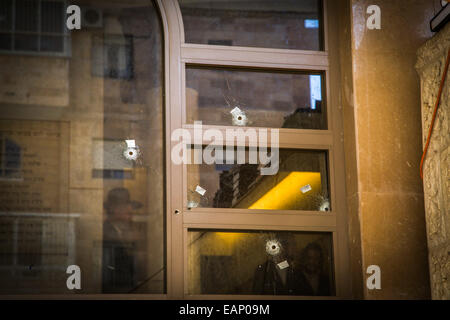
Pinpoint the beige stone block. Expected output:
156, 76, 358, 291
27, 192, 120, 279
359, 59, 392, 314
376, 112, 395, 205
360, 192, 430, 299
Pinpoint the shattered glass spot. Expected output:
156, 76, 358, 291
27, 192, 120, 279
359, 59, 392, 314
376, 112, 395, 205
265, 239, 282, 256
223, 78, 251, 127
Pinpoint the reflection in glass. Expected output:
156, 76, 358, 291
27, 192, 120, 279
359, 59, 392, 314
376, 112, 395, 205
186, 67, 326, 130
188, 149, 330, 211
0, 1, 165, 294
188, 230, 334, 296
179, 0, 323, 51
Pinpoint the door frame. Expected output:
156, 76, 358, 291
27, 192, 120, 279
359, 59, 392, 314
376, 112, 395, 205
161, 0, 352, 299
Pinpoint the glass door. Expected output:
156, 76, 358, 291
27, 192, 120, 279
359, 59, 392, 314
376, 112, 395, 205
171, 0, 350, 298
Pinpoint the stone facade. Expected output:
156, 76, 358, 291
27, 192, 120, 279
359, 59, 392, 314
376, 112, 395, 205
416, 22, 450, 300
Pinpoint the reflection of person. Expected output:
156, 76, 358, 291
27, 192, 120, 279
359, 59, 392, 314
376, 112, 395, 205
102, 187, 141, 293
296, 243, 331, 296
252, 235, 299, 295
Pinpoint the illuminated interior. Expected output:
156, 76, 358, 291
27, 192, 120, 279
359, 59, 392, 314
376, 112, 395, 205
249, 172, 322, 210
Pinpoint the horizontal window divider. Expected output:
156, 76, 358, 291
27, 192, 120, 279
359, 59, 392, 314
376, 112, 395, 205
183, 212, 337, 229
0, 50, 71, 58
185, 208, 335, 216
181, 44, 329, 70
182, 125, 334, 147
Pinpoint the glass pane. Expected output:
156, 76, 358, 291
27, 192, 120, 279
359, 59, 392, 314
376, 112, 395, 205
40, 35, 64, 52
0, 0, 13, 31
41, 1, 65, 34
14, 34, 38, 51
187, 148, 330, 211
178, 0, 323, 51
0, 1, 165, 294
15, 0, 38, 32
0, 34, 12, 50
188, 229, 334, 296
186, 66, 326, 130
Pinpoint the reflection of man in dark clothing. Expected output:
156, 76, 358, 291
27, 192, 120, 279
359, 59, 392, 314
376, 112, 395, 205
252, 236, 299, 295
253, 239, 331, 296
102, 187, 141, 293
252, 258, 299, 295
296, 243, 331, 296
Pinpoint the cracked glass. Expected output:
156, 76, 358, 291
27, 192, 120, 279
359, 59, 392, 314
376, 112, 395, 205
188, 229, 335, 296
186, 66, 327, 130
0, 1, 165, 294
187, 148, 331, 211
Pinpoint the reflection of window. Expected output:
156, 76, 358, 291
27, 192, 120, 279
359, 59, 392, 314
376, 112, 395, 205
0, 137, 22, 179
91, 139, 135, 180
0, 213, 79, 285
0, 0, 70, 56
309, 75, 322, 110
91, 35, 134, 80
304, 19, 319, 29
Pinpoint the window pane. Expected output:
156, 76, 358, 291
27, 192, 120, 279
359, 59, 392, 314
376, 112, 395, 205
188, 229, 334, 296
0, 0, 13, 31
0, 34, 12, 50
15, 0, 38, 32
188, 148, 330, 211
179, 0, 323, 51
186, 66, 326, 130
40, 35, 64, 52
41, 1, 65, 34
0, 1, 165, 294
14, 34, 38, 51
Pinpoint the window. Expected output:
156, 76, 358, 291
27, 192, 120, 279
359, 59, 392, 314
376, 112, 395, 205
178, 0, 324, 50
0, 1, 165, 295
186, 66, 326, 129
0, 135, 22, 180
168, 0, 349, 298
187, 148, 330, 211
0, 0, 349, 298
91, 35, 134, 80
188, 230, 335, 296
0, 0, 70, 56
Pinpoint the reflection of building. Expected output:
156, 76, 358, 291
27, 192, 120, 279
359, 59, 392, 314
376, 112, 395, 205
213, 164, 260, 208
0, 1, 165, 294
0, 212, 79, 294
282, 104, 324, 130
212, 111, 329, 210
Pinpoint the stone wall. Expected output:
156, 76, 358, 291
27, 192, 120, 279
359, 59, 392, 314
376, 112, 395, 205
349, 0, 434, 299
416, 22, 450, 300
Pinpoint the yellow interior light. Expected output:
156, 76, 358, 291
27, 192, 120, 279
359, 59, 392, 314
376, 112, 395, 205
248, 172, 322, 210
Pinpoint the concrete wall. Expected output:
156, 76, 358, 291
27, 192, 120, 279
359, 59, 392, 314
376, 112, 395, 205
416, 23, 450, 300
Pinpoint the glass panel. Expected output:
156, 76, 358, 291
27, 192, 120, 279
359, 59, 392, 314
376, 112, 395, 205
187, 148, 330, 211
186, 66, 326, 130
15, 0, 38, 32
14, 34, 39, 51
178, 0, 323, 51
40, 35, 64, 52
0, 0, 13, 31
188, 229, 335, 296
0, 34, 12, 50
41, 1, 65, 34
0, 1, 165, 294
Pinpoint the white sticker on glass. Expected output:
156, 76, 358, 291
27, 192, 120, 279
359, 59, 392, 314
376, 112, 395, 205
301, 184, 312, 194
277, 260, 290, 270
195, 185, 206, 196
